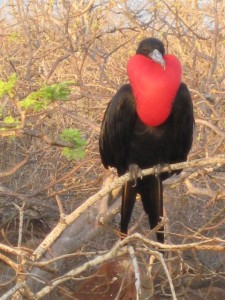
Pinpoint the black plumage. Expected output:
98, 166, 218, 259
99, 38, 194, 243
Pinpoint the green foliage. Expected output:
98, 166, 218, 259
3, 116, 18, 124
9, 32, 19, 43
60, 129, 86, 161
62, 147, 85, 160
0, 116, 19, 133
0, 74, 17, 98
20, 82, 73, 112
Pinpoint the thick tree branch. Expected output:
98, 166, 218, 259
32, 155, 225, 260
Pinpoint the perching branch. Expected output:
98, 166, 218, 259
32, 154, 225, 260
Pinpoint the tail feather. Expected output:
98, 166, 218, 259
138, 175, 164, 243
121, 181, 137, 235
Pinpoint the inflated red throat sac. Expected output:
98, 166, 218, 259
127, 54, 182, 127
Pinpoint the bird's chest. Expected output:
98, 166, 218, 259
134, 123, 165, 139
128, 120, 173, 168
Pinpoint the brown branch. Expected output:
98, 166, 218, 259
0, 122, 19, 128
29, 158, 93, 197
196, 119, 225, 136
45, 54, 70, 82
161, 0, 209, 40
65, 112, 100, 133
0, 156, 29, 178
0, 253, 19, 272
32, 155, 225, 260
0, 282, 26, 300
34, 246, 128, 299
30, 232, 225, 299
131, 233, 225, 252
0, 128, 23, 137
71, 0, 95, 16
23, 129, 74, 148
0, 243, 27, 257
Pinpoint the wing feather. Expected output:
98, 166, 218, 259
170, 82, 194, 162
99, 84, 137, 174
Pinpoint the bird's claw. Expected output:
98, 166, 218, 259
153, 163, 172, 178
129, 164, 143, 187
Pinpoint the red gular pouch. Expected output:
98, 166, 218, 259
127, 54, 182, 127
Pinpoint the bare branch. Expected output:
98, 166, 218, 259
32, 155, 225, 260
0, 156, 29, 178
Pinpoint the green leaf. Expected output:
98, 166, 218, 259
60, 129, 86, 146
0, 73, 17, 98
60, 128, 86, 161
9, 32, 19, 43
3, 116, 17, 124
62, 147, 86, 161
20, 82, 73, 111
19, 94, 37, 109
0, 115, 19, 132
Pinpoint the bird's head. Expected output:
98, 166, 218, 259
136, 38, 165, 70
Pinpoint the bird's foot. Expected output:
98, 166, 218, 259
153, 163, 172, 178
129, 164, 143, 187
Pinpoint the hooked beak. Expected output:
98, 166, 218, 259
148, 49, 165, 70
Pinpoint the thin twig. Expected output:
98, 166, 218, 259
128, 245, 141, 298
0, 282, 25, 300
157, 252, 177, 300
34, 245, 128, 299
